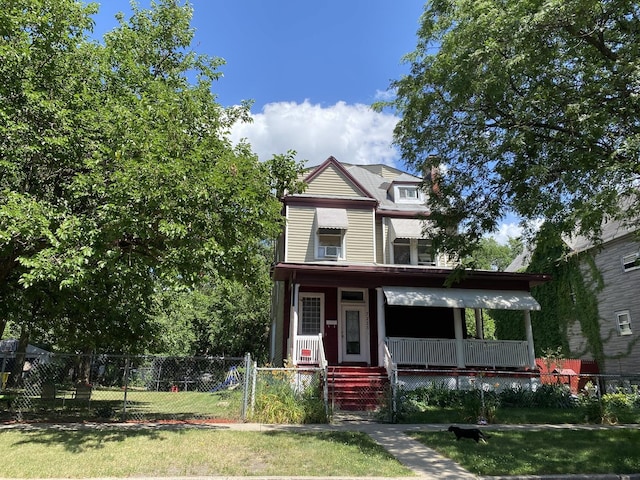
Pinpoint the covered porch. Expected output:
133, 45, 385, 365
377, 286, 539, 370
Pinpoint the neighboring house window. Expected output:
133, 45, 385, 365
317, 228, 344, 260
616, 311, 632, 336
622, 252, 640, 272
392, 238, 435, 265
299, 294, 323, 335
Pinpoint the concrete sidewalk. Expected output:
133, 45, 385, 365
1, 420, 639, 480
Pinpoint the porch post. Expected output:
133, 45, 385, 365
453, 308, 465, 368
376, 287, 386, 367
290, 284, 300, 365
474, 308, 484, 339
524, 310, 536, 369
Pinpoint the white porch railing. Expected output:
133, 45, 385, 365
386, 337, 530, 369
294, 335, 322, 365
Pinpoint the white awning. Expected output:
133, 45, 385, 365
316, 208, 348, 229
383, 286, 541, 311
388, 218, 430, 240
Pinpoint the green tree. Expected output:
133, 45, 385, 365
380, 0, 640, 258
467, 236, 522, 271
0, 0, 305, 354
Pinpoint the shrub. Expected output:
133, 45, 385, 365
250, 370, 327, 424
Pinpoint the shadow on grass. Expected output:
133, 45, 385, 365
9, 428, 168, 453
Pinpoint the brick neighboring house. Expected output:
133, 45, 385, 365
269, 157, 550, 373
565, 220, 640, 375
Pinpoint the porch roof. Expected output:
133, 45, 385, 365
383, 286, 541, 311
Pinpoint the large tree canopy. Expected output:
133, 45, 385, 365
382, 0, 640, 257
0, 0, 304, 352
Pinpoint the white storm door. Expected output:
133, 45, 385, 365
340, 306, 369, 363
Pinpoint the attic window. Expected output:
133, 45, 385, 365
622, 252, 640, 272
399, 186, 418, 200
393, 184, 422, 204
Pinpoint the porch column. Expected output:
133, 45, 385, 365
474, 308, 484, 339
524, 310, 536, 369
289, 284, 300, 365
376, 287, 386, 367
453, 308, 465, 368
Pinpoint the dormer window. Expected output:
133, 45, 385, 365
398, 186, 419, 200
392, 184, 423, 204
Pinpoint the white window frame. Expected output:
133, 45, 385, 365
616, 310, 632, 336
622, 252, 640, 272
391, 238, 435, 266
316, 228, 345, 260
298, 293, 325, 336
393, 184, 423, 204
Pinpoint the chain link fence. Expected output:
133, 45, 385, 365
1, 353, 249, 423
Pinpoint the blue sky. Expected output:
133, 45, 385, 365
92, 0, 423, 166
90, 1, 521, 242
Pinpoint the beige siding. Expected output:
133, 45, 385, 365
375, 217, 384, 264
286, 206, 375, 263
306, 164, 363, 197
345, 209, 375, 263
286, 206, 316, 262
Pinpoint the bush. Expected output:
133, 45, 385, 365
250, 371, 327, 424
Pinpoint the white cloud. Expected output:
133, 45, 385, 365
230, 100, 401, 167
489, 222, 523, 245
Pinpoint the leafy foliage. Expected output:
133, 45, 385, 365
0, 0, 305, 354
379, 0, 640, 258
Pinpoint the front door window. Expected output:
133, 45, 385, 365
345, 310, 361, 355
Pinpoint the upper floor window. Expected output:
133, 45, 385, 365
622, 252, 640, 272
393, 239, 411, 264
616, 310, 632, 336
392, 184, 423, 204
392, 238, 435, 265
317, 228, 344, 260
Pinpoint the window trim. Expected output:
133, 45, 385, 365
298, 293, 325, 336
622, 252, 640, 272
393, 184, 423, 204
615, 310, 633, 336
316, 228, 345, 260
391, 237, 436, 266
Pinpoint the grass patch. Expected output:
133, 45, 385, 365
3, 388, 243, 422
1, 428, 413, 478
411, 429, 640, 476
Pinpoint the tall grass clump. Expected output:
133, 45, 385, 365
250, 369, 327, 424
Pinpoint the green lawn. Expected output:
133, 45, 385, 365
2, 388, 244, 422
411, 429, 640, 476
1, 428, 413, 478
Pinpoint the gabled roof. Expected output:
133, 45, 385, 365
303, 156, 376, 199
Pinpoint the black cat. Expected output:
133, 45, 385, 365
448, 425, 491, 443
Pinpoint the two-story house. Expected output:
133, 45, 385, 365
270, 157, 549, 373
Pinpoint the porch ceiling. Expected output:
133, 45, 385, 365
382, 286, 541, 311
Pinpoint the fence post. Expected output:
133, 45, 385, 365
250, 360, 257, 415
241, 353, 252, 421
122, 357, 130, 421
